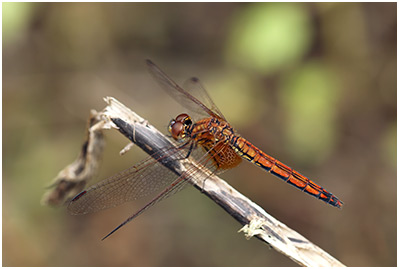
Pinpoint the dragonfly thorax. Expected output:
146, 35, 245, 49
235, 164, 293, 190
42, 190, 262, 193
168, 113, 193, 141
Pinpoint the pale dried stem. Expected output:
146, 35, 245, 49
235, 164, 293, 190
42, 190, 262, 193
43, 96, 345, 267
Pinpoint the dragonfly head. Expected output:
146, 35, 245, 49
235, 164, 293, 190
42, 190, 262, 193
168, 113, 192, 141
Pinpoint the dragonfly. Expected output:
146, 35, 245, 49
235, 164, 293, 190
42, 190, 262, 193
68, 60, 343, 240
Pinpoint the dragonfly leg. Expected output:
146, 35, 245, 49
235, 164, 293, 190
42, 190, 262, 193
184, 140, 196, 159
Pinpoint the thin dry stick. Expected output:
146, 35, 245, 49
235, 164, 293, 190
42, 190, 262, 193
43, 96, 345, 266
100, 97, 345, 267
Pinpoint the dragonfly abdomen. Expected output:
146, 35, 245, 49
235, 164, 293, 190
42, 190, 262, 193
231, 136, 343, 208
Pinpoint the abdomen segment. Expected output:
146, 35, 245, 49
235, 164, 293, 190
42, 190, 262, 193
231, 136, 343, 208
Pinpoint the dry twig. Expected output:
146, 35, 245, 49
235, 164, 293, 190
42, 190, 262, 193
43, 97, 345, 267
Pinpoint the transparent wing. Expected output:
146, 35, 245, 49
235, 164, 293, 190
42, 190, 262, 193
182, 77, 226, 120
146, 60, 225, 120
100, 164, 191, 240
100, 140, 239, 240
67, 140, 225, 216
68, 147, 186, 215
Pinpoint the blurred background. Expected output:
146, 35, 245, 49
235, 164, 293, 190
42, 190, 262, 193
3, 2, 396, 266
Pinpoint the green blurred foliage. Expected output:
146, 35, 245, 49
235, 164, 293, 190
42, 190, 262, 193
280, 61, 339, 163
3, 2, 35, 44
226, 3, 313, 73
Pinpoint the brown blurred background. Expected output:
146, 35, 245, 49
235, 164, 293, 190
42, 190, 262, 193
3, 2, 396, 266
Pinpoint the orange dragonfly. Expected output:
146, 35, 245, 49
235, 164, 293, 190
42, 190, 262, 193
68, 60, 343, 240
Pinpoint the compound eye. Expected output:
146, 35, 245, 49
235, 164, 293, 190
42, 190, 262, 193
170, 121, 184, 140
175, 113, 190, 122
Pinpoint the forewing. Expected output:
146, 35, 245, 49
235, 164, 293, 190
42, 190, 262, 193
146, 60, 224, 120
182, 77, 226, 120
